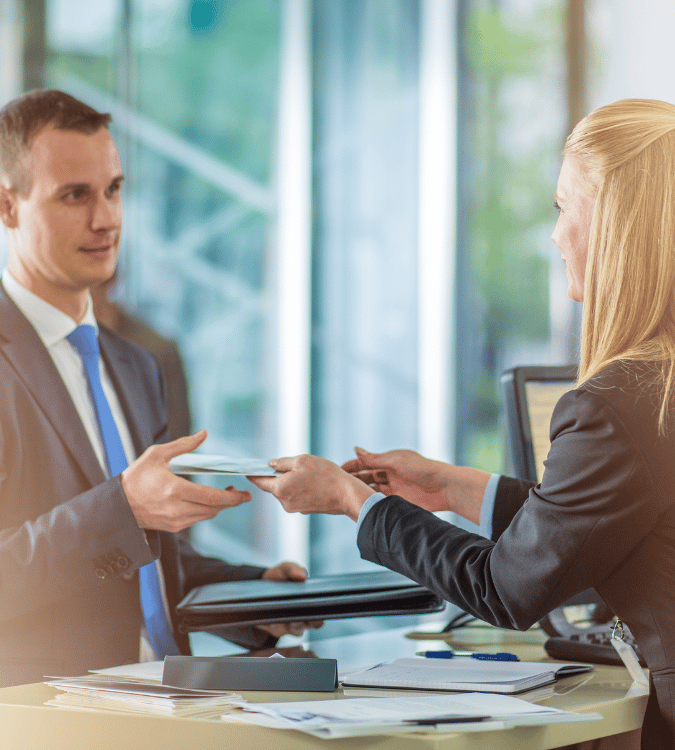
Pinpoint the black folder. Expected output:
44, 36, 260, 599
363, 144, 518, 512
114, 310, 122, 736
176, 570, 444, 632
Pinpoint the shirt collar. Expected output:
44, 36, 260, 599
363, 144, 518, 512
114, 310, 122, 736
1, 269, 98, 348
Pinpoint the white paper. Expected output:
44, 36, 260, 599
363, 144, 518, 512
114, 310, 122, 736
90, 661, 165, 683
168, 452, 280, 476
225, 692, 601, 738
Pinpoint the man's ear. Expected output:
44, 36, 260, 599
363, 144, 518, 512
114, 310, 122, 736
0, 184, 19, 229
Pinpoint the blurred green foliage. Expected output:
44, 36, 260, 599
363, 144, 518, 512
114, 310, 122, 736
461, 2, 564, 472
51, 0, 280, 184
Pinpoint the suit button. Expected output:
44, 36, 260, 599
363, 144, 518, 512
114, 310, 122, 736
95, 568, 108, 579
117, 555, 130, 569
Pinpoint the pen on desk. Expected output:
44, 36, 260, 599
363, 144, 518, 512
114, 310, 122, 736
408, 715, 491, 726
416, 650, 519, 661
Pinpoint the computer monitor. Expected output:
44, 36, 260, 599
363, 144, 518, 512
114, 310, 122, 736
500, 365, 609, 635
500, 365, 578, 483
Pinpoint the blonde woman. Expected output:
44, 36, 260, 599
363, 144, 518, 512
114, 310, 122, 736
251, 100, 675, 747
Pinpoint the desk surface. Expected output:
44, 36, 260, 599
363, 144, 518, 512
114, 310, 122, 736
0, 626, 648, 750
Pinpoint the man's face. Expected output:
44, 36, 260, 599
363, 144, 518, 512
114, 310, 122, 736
4, 125, 124, 307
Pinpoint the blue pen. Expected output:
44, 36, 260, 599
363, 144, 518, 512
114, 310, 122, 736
416, 650, 519, 661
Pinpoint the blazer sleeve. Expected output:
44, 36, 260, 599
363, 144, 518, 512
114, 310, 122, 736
491, 476, 534, 541
0, 474, 156, 624
357, 388, 663, 630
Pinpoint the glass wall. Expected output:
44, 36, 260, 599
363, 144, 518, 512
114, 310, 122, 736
309, 0, 571, 586
305, 0, 571, 639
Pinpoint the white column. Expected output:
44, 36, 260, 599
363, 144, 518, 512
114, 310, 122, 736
273, 0, 312, 566
0, 0, 23, 268
0, 0, 22, 107
418, 0, 458, 464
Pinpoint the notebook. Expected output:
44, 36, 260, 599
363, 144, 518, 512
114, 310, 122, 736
341, 657, 593, 695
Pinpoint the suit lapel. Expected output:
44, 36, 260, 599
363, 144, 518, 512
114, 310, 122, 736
99, 329, 155, 457
0, 285, 106, 488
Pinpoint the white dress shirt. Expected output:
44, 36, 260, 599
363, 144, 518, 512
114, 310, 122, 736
1, 269, 137, 474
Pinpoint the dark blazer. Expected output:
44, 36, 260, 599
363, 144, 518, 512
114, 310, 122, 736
358, 360, 675, 749
0, 283, 266, 687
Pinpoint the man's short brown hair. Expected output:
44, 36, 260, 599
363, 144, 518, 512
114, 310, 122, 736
0, 89, 112, 196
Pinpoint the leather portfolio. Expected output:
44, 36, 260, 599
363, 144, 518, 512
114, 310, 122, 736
176, 569, 444, 632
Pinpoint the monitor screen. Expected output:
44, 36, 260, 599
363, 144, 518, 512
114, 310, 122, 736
524, 380, 575, 482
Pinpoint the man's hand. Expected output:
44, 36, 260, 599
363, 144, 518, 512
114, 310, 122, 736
249, 454, 376, 521
121, 430, 251, 532
256, 561, 324, 638
342, 447, 490, 524
261, 561, 308, 583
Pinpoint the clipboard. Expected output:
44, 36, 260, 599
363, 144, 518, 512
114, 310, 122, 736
162, 656, 338, 692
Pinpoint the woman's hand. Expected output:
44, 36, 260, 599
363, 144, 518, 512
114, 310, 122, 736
342, 447, 490, 524
249, 455, 376, 521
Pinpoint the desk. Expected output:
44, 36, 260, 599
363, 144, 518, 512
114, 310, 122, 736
0, 627, 648, 750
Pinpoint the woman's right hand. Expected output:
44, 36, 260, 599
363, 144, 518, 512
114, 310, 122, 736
341, 447, 490, 525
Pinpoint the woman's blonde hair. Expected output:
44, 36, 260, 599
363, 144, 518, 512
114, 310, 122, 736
565, 99, 675, 431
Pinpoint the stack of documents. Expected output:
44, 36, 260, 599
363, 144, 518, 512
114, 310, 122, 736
341, 657, 593, 694
223, 693, 602, 738
45, 675, 242, 720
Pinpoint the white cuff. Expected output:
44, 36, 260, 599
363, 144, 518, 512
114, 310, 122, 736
478, 473, 501, 539
356, 492, 388, 533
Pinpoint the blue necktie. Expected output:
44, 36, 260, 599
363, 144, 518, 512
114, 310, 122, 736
67, 325, 180, 658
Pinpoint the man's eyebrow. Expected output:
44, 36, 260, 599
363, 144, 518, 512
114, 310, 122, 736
56, 182, 90, 193
56, 174, 125, 193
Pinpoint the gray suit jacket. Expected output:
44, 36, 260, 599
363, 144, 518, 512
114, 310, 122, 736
0, 284, 265, 686
358, 361, 675, 749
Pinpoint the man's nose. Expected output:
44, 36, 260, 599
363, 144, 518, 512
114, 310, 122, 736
90, 193, 121, 231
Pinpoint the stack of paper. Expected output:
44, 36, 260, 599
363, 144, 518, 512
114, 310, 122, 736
45, 675, 242, 720
223, 693, 602, 738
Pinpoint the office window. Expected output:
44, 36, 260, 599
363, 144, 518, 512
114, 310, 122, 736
310, 0, 421, 576
309, 0, 571, 583
455, 0, 571, 473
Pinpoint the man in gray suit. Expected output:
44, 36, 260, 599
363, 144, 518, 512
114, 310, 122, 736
0, 90, 313, 686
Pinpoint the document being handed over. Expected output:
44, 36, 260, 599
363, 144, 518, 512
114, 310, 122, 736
168, 452, 280, 476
